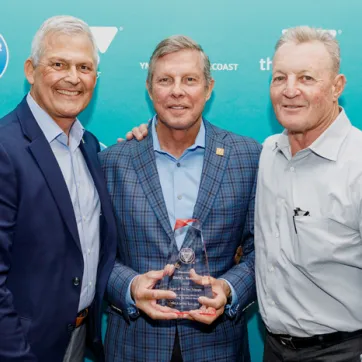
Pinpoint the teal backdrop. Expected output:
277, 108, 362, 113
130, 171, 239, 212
1, 1, 362, 361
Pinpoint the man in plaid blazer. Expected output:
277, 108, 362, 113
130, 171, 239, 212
100, 35, 261, 362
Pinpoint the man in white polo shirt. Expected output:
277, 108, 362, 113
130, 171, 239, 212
256, 26, 362, 361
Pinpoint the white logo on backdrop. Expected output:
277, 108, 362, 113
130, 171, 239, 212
282, 28, 342, 37
0, 34, 10, 79
140, 62, 238, 71
90, 27, 118, 54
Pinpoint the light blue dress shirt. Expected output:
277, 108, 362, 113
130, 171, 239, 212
126, 116, 236, 311
26, 94, 100, 312
152, 116, 205, 248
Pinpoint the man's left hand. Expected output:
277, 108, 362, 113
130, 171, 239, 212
186, 269, 231, 325
117, 123, 149, 142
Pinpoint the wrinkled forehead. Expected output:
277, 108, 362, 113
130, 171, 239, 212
153, 49, 204, 73
273, 41, 334, 74
41, 31, 96, 63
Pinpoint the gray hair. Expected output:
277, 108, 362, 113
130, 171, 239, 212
275, 26, 340, 74
30, 15, 99, 67
147, 35, 212, 91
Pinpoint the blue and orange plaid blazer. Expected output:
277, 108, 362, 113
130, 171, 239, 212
100, 120, 261, 362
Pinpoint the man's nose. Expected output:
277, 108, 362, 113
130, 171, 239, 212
283, 79, 301, 98
64, 66, 80, 85
171, 80, 185, 97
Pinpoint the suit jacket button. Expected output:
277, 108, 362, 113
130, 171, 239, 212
73, 277, 80, 286
67, 323, 75, 332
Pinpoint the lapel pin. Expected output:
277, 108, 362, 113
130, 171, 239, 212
216, 147, 224, 156
81, 138, 85, 144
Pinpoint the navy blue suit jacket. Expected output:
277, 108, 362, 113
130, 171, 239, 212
101, 120, 261, 362
0, 98, 117, 362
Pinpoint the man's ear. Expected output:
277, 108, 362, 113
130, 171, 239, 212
94, 71, 99, 88
146, 81, 153, 101
332, 74, 346, 101
24, 58, 36, 85
205, 78, 215, 101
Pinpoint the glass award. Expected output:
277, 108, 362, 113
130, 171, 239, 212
158, 219, 215, 315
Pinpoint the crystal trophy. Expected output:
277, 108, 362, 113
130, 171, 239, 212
158, 219, 215, 315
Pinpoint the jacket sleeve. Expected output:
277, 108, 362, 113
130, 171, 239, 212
106, 258, 140, 319
219, 166, 258, 319
0, 142, 37, 361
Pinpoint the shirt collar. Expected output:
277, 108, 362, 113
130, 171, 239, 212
309, 108, 351, 161
26, 93, 85, 148
274, 108, 351, 161
151, 114, 206, 153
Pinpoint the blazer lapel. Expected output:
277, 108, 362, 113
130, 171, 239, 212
79, 138, 112, 244
131, 129, 174, 241
17, 98, 81, 251
28, 137, 82, 251
79, 139, 107, 213
193, 121, 230, 226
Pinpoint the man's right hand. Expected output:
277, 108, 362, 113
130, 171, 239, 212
117, 123, 149, 142
131, 269, 179, 320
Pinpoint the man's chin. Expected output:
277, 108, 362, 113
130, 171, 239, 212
278, 117, 304, 131
159, 117, 202, 132
56, 106, 85, 119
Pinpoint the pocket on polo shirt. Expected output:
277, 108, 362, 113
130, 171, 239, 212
292, 216, 360, 281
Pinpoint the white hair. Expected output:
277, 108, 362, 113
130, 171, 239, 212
275, 26, 340, 74
30, 15, 99, 66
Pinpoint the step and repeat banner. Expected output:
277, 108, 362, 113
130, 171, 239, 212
1, 1, 362, 361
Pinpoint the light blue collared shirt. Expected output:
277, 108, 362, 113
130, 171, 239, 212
126, 116, 236, 311
152, 115, 205, 249
26, 94, 100, 312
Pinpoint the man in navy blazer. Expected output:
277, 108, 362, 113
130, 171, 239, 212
101, 35, 260, 362
0, 16, 116, 362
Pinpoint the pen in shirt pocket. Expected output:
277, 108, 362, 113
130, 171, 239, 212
293, 207, 310, 234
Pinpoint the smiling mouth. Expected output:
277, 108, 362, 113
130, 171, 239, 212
56, 90, 81, 96
168, 105, 189, 110
283, 105, 305, 109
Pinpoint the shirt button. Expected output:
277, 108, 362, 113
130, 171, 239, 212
269, 266, 275, 272
271, 300, 276, 306
275, 232, 280, 238
87, 248, 91, 255
290, 166, 295, 172
177, 195, 182, 200
82, 216, 86, 221
73, 277, 80, 286
177, 163, 181, 167
89, 281, 92, 287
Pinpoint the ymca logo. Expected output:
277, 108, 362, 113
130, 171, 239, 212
140, 61, 239, 71
90, 27, 118, 54
0, 34, 9, 78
